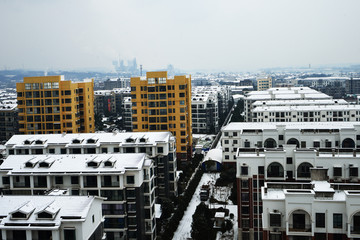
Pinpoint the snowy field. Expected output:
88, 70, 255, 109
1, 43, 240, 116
172, 173, 238, 240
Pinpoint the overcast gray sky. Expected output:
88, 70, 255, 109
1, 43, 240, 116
1, 0, 360, 72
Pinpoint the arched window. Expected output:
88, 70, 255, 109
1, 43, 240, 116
297, 162, 313, 178
267, 162, 284, 178
342, 138, 355, 148
287, 138, 300, 147
264, 138, 277, 148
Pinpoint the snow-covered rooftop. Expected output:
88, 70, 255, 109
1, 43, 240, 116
1, 153, 149, 174
252, 99, 347, 106
0, 195, 102, 228
6, 132, 173, 147
222, 122, 359, 131
252, 104, 360, 112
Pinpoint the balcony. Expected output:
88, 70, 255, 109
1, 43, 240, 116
288, 224, 311, 232
101, 177, 120, 187
287, 211, 312, 236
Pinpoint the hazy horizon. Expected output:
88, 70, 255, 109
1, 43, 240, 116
1, 0, 360, 72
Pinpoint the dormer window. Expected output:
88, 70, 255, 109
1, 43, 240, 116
126, 138, 135, 143
11, 211, 27, 219
25, 162, 35, 168
25, 158, 38, 168
37, 211, 53, 219
87, 138, 97, 144
36, 203, 60, 220
87, 157, 101, 168
39, 162, 48, 167
139, 138, 147, 143
35, 140, 44, 145
11, 203, 34, 220
72, 139, 82, 144
104, 160, 116, 167
24, 140, 32, 145
87, 161, 99, 167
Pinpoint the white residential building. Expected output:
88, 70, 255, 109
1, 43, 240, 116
235, 144, 360, 240
0, 153, 156, 240
221, 122, 360, 166
244, 87, 331, 122
191, 90, 219, 134
123, 97, 132, 132
252, 104, 360, 122
0, 195, 104, 240
262, 169, 360, 240
5, 131, 177, 198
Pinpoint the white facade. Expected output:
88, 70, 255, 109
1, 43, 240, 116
244, 87, 332, 122
222, 122, 360, 165
0, 195, 104, 240
252, 104, 360, 122
191, 88, 219, 134
0, 153, 156, 240
5, 131, 177, 198
236, 145, 360, 182
262, 180, 360, 240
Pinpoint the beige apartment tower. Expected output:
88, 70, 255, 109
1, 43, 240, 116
131, 71, 192, 162
16, 75, 95, 134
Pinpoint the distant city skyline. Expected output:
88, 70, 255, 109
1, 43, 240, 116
1, 0, 360, 72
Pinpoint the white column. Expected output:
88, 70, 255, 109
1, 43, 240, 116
26, 230, 32, 240
52, 230, 60, 240
47, 175, 51, 189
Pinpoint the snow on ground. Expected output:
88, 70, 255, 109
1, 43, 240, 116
173, 173, 219, 240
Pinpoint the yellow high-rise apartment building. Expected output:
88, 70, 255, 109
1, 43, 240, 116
131, 71, 192, 161
257, 76, 272, 91
16, 75, 95, 134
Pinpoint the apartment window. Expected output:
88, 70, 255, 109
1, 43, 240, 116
71, 176, 79, 184
179, 93, 185, 97
269, 213, 281, 227
101, 148, 108, 153
60, 148, 67, 154
333, 167, 342, 177
242, 206, 249, 215
286, 157, 293, 164
241, 166, 248, 175
158, 147, 163, 154
241, 193, 249, 202
350, 166, 358, 177
316, 213, 325, 228
333, 213, 342, 228
2, 176, 10, 184
313, 141, 320, 148
242, 180, 249, 188
244, 141, 250, 148
238, 219, 248, 230
64, 229, 76, 240
25, 83, 31, 90
127, 176, 135, 184
258, 166, 264, 175
269, 233, 281, 240
279, 135, 284, 140
55, 176, 63, 185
